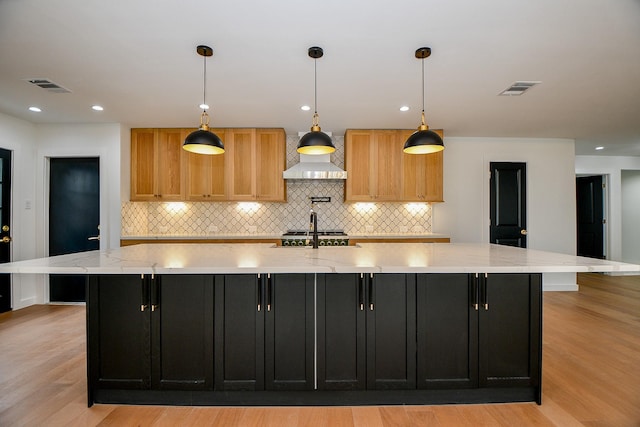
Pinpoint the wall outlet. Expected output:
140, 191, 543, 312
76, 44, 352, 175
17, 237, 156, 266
365, 225, 374, 233
400, 226, 409, 233
159, 226, 169, 233
207, 225, 218, 233
248, 225, 258, 233
125, 226, 133, 234
412, 226, 425, 233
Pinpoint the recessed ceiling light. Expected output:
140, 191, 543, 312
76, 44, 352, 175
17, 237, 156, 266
199, 103, 209, 110
28, 106, 42, 112
399, 106, 410, 112
301, 105, 311, 111
595, 146, 604, 150
91, 105, 104, 111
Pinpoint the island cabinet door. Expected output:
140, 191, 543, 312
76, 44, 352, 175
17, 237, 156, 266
264, 273, 315, 391
214, 274, 265, 391
416, 274, 479, 389
87, 275, 151, 391
478, 273, 542, 393
316, 273, 366, 390
151, 275, 214, 391
366, 273, 417, 390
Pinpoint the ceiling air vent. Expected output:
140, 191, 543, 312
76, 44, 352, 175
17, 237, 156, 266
498, 81, 541, 96
25, 78, 72, 93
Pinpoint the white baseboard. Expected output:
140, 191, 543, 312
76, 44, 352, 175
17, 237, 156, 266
543, 284, 579, 292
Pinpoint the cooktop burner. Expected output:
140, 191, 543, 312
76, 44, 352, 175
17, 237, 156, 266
283, 229, 347, 236
281, 230, 349, 246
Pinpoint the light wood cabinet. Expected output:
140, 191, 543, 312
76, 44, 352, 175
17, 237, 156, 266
131, 128, 186, 201
227, 128, 286, 202
132, 127, 286, 202
184, 128, 227, 200
400, 129, 444, 202
345, 129, 443, 203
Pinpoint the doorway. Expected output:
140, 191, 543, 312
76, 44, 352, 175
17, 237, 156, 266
489, 162, 527, 248
49, 157, 100, 302
0, 148, 12, 313
576, 175, 606, 259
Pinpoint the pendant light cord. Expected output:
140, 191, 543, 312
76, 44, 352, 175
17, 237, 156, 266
314, 58, 318, 114
202, 53, 207, 112
421, 56, 425, 124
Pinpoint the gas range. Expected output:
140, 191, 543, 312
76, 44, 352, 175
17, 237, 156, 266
281, 230, 349, 247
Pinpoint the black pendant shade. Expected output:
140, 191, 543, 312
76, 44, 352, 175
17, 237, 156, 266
403, 47, 443, 154
183, 128, 224, 155
297, 128, 335, 155
183, 45, 224, 155
297, 46, 335, 155
403, 128, 444, 154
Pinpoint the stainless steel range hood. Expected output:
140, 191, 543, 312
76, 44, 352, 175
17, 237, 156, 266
282, 132, 347, 180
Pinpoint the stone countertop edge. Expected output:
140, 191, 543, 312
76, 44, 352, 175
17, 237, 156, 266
1, 243, 638, 275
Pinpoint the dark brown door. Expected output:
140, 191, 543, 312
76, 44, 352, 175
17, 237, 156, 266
49, 158, 100, 302
490, 162, 527, 247
576, 175, 605, 259
0, 148, 12, 313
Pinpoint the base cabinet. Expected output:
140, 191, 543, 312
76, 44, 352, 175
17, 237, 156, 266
87, 272, 541, 406
87, 275, 214, 398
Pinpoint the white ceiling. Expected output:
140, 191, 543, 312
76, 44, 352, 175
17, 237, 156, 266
1, 0, 639, 156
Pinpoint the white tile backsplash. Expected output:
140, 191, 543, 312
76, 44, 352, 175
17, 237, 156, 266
121, 135, 432, 236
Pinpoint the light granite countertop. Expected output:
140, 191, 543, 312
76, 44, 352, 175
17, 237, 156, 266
1, 243, 638, 275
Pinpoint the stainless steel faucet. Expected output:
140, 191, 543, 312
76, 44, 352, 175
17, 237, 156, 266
307, 201, 319, 248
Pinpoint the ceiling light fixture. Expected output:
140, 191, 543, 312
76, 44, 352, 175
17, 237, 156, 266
400, 106, 410, 112
91, 105, 104, 111
403, 47, 444, 154
183, 45, 224, 155
297, 46, 335, 155
595, 146, 604, 150
301, 105, 311, 111
28, 106, 41, 112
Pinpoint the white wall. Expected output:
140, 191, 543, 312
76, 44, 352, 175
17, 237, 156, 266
621, 170, 640, 264
0, 112, 40, 308
35, 124, 123, 256
433, 137, 578, 290
575, 155, 640, 263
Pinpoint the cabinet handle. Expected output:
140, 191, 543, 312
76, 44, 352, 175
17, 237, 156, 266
359, 273, 364, 311
369, 273, 374, 311
267, 273, 272, 312
140, 274, 148, 312
257, 273, 262, 312
151, 274, 158, 312
484, 273, 489, 310
473, 273, 479, 311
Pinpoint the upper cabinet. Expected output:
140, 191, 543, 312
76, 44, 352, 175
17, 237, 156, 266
344, 129, 443, 203
131, 127, 286, 202
184, 128, 227, 201
227, 128, 286, 202
131, 128, 186, 201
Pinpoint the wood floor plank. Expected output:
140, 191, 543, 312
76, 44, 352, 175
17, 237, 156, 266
0, 273, 638, 426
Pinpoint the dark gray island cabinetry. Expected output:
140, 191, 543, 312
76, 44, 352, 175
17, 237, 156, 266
86, 272, 541, 406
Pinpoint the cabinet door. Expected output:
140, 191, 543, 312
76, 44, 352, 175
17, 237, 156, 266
345, 130, 374, 201
185, 128, 227, 200
228, 129, 257, 200
131, 129, 157, 200
373, 130, 403, 201
417, 274, 478, 389
265, 273, 315, 391
214, 274, 265, 391
366, 273, 416, 390
479, 274, 541, 392
317, 273, 366, 390
151, 275, 214, 391
401, 129, 444, 202
255, 129, 286, 202
87, 275, 151, 391
155, 129, 186, 200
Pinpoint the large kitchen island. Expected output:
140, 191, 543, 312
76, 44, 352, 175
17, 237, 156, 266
1, 243, 638, 407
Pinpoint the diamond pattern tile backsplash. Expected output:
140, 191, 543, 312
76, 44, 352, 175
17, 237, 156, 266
121, 135, 432, 236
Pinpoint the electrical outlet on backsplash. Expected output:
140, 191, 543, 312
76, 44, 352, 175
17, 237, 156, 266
120, 135, 433, 236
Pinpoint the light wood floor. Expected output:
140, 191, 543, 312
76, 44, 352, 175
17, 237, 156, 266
1, 273, 639, 426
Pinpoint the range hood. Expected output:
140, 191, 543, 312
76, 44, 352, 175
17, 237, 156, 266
282, 132, 347, 180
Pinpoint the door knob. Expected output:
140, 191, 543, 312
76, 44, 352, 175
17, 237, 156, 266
520, 229, 528, 235
88, 236, 100, 241
1, 236, 11, 243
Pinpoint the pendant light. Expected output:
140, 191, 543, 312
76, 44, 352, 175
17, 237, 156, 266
403, 47, 444, 154
297, 46, 336, 155
183, 45, 225, 155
